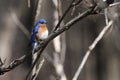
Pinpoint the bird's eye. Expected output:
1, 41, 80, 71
40, 22, 44, 24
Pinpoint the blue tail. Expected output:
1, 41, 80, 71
32, 42, 38, 54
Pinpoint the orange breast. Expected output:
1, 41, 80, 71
36, 24, 48, 40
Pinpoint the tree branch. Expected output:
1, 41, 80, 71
0, 55, 27, 75
53, 0, 83, 31
26, 7, 95, 80
72, 21, 113, 80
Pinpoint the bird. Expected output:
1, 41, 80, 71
31, 19, 48, 54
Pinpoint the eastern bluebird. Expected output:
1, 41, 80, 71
31, 19, 48, 54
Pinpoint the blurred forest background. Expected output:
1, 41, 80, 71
0, 0, 120, 80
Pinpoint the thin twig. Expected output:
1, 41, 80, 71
104, 8, 109, 25
53, 0, 75, 31
109, 2, 120, 7
57, 0, 62, 20
30, 53, 45, 80
72, 21, 113, 80
71, 4, 76, 15
31, 53, 37, 80
31, 58, 44, 80
53, 0, 83, 31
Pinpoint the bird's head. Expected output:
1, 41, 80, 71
35, 19, 47, 26
39, 19, 47, 24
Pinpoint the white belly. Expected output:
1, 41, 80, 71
40, 31, 48, 40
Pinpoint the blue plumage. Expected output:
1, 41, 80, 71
31, 19, 47, 54
31, 25, 39, 53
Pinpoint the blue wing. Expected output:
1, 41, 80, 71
31, 25, 40, 54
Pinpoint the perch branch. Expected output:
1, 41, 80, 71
26, 7, 95, 80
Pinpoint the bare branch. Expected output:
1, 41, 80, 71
57, 0, 62, 20
71, 0, 82, 15
52, 0, 67, 80
26, 7, 94, 80
72, 21, 113, 80
104, 8, 109, 25
53, 0, 83, 31
31, 53, 37, 80
109, 2, 120, 7
31, 58, 44, 80
0, 55, 27, 75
